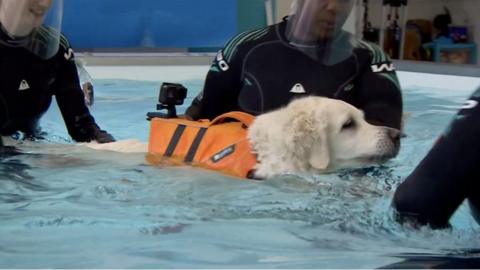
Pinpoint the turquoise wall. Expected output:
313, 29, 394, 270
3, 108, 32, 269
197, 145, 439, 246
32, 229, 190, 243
237, 0, 268, 33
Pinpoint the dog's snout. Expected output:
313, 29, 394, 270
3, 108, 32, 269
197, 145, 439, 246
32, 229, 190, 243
378, 127, 401, 156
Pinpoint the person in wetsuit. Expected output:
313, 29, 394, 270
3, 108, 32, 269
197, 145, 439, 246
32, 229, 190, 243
186, 0, 403, 131
0, 0, 114, 144
393, 86, 480, 229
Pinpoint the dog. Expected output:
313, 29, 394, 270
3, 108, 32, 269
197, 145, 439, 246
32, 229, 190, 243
86, 96, 401, 179
248, 96, 400, 178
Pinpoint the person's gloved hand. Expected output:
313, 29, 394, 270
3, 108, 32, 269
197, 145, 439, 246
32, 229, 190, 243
89, 124, 115, 143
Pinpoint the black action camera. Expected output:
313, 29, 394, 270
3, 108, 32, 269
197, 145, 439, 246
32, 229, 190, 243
147, 82, 188, 120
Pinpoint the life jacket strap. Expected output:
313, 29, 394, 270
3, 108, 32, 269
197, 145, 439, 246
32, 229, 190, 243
164, 124, 186, 157
184, 127, 208, 163
210, 111, 254, 127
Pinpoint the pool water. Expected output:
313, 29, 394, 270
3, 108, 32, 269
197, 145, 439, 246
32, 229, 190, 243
1, 68, 480, 268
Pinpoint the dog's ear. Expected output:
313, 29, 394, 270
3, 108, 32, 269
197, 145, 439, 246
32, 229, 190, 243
287, 111, 315, 156
308, 133, 330, 170
288, 109, 330, 170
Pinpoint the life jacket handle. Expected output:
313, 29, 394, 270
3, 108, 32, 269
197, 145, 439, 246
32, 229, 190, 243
209, 111, 255, 128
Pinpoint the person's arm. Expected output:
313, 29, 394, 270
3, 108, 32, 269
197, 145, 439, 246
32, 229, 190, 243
393, 88, 480, 229
52, 38, 114, 143
356, 44, 403, 130
186, 37, 245, 120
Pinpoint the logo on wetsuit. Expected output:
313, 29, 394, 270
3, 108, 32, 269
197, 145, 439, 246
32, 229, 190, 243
290, 83, 307, 94
64, 48, 74, 60
216, 51, 230, 71
18, 79, 30, 91
371, 63, 395, 73
462, 99, 478, 109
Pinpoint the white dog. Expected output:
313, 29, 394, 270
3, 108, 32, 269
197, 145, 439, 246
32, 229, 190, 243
86, 96, 400, 179
247, 96, 400, 178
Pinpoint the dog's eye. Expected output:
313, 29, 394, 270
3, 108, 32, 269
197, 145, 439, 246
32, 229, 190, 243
341, 119, 355, 130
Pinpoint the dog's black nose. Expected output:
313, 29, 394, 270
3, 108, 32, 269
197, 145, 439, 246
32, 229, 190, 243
388, 128, 401, 141
387, 128, 401, 150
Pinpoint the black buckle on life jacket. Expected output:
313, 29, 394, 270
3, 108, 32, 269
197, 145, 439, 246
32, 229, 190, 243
247, 169, 263, 180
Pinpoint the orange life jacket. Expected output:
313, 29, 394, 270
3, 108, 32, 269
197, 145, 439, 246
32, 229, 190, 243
146, 111, 257, 179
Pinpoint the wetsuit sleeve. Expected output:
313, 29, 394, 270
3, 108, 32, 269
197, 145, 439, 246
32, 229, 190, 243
357, 46, 403, 130
393, 88, 480, 228
185, 36, 245, 120
51, 39, 113, 142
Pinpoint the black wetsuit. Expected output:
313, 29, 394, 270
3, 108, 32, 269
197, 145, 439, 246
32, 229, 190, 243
0, 29, 113, 143
186, 18, 403, 130
393, 87, 480, 228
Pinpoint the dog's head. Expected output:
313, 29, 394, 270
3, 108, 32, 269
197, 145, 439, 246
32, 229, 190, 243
248, 96, 400, 177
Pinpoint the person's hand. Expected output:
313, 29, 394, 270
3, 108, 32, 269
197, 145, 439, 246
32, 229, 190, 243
0, 137, 22, 157
92, 129, 115, 143
82, 82, 94, 106
88, 124, 115, 143
178, 114, 193, 121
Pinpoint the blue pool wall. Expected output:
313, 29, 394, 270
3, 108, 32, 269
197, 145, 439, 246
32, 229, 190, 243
62, 0, 267, 51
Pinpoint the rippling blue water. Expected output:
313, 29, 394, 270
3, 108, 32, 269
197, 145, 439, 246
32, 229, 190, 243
1, 70, 480, 268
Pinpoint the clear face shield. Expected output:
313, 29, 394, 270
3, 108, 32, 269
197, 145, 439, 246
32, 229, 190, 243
286, 0, 355, 65
0, 0, 63, 59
